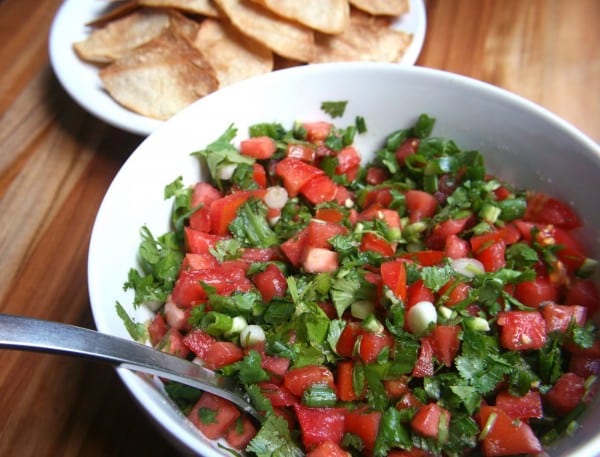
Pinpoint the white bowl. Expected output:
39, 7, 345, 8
88, 62, 600, 456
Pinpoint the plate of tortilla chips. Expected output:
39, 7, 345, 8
49, 0, 426, 136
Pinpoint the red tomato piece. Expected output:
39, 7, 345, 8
569, 352, 600, 378
300, 174, 338, 204
407, 280, 435, 309
545, 372, 586, 415
497, 311, 547, 350
478, 405, 542, 456
363, 188, 393, 208
294, 404, 346, 450
182, 328, 217, 359
412, 338, 434, 378
180, 253, 219, 271
303, 121, 333, 143
439, 280, 470, 308
253, 263, 287, 302
283, 365, 336, 397
359, 331, 394, 364
514, 276, 559, 308
280, 226, 310, 267
366, 167, 389, 185
189, 182, 222, 231
252, 163, 267, 188
395, 138, 420, 165
184, 227, 225, 255
565, 279, 600, 316
475, 239, 506, 272
315, 207, 345, 224
428, 325, 461, 367
399, 250, 444, 267
405, 190, 438, 223
261, 355, 291, 380
337, 360, 361, 401
426, 216, 471, 249
209, 191, 253, 236
411, 403, 450, 441
357, 205, 401, 229
303, 247, 338, 273
225, 416, 257, 449
275, 158, 324, 197
495, 389, 543, 420
286, 143, 316, 162
381, 260, 408, 302
148, 313, 168, 347
541, 303, 586, 333
554, 227, 588, 273
306, 440, 350, 457
260, 382, 298, 407
444, 234, 469, 259
240, 136, 277, 159
345, 408, 382, 451
187, 393, 240, 440
524, 192, 582, 229
203, 341, 243, 370
306, 220, 347, 248
335, 146, 361, 182
360, 232, 395, 257
336, 322, 362, 357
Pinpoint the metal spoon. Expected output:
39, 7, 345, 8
0, 313, 261, 422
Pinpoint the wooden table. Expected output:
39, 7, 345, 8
0, 0, 598, 455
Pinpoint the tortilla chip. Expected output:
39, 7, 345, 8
85, 1, 140, 27
213, 0, 314, 62
311, 13, 412, 63
349, 0, 410, 17
194, 19, 273, 87
99, 29, 218, 120
138, 0, 220, 17
249, 0, 349, 34
74, 8, 171, 64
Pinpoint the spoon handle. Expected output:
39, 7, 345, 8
0, 313, 260, 421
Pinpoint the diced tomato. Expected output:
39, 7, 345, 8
498, 223, 521, 245
253, 163, 267, 188
300, 174, 338, 204
164, 299, 190, 331
478, 405, 542, 456
294, 404, 346, 450
407, 279, 435, 309
399, 250, 444, 267
412, 338, 434, 378
360, 232, 395, 257
554, 227, 588, 273
545, 372, 586, 415
280, 226, 309, 267
225, 416, 257, 449
363, 188, 393, 208
497, 311, 547, 350
381, 260, 408, 302
261, 355, 291, 380
494, 186, 513, 201
156, 328, 189, 358
283, 365, 336, 397
569, 352, 600, 378
428, 325, 461, 367
303, 121, 333, 143
411, 403, 450, 441
203, 341, 243, 370
396, 392, 423, 410
335, 146, 361, 182
189, 182, 222, 231
240, 247, 280, 263
315, 207, 345, 224
444, 234, 469, 259
345, 408, 382, 451
275, 158, 324, 197
495, 389, 543, 420
383, 377, 409, 399
366, 167, 389, 185
286, 143, 316, 162
426, 216, 471, 249
182, 328, 217, 359
253, 263, 287, 302
306, 440, 350, 457
395, 138, 420, 165
337, 361, 362, 401
306, 220, 347, 248
148, 313, 168, 347
470, 231, 503, 253
303, 247, 338, 273
209, 191, 254, 236
260, 382, 298, 407
405, 190, 438, 223
184, 227, 225, 255
439, 280, 470, 308
541, 303, 586, 333
180, 253, 219, 271
358, 331, 394, 364
336, 322, 361, 357
240, 136, 277, 159
524, 192, 582, 229
187, 393, 240, 440
514, 276, 559, 308
475, 239, 506, 272
565, 278, 600, 316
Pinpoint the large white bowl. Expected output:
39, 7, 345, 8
88, 62, 600, 456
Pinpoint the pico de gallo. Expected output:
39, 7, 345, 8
120, 106, 600, 457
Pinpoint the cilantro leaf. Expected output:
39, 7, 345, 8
234, 350, 270, 384
246, 414, 304, 457
321, 100, 348, 118
229, 199, 278, 248
115, 302, 147, 342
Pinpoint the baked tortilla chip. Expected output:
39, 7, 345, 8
349, 0, 410, 17
213, 0, 314, 62
194, 18, 273, 87
138, 0, 220, 17
311, 13, 412, 63
74, 8, 171, 64
250, 0, 349, 34
99, 30, 218, 120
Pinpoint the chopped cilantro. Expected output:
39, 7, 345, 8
321, 100, 348, 118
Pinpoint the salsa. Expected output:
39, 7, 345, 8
122, 110, 600, 457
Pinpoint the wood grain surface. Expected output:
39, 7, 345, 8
0, 0, 598, 455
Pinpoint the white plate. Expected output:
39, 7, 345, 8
48, 0, 427, 137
